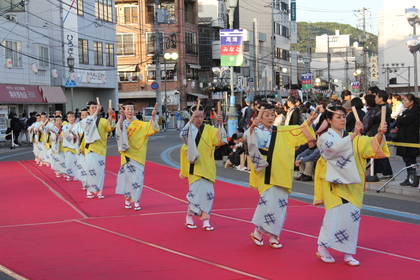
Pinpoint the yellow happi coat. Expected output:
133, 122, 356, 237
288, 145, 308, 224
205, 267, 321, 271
119, 120, 159, 166
314, 135, 390, 210
180, 124, 221, 185
249, 123, 316, 194
84, 118, 114, 156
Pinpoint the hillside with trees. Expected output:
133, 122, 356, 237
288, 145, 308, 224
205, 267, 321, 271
293, 22, 378, 54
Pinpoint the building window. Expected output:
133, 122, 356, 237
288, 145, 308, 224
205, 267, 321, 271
275, 48, 289, 61
94, 41, 103, 65
274, 0, 280, 10
146, 32, 163, 55
161, 0, 176, 24
119, 71, 140, 82
145, 1, 154, 24
116, 33, 135, 56
95, 0, 113, 22
186, 64, 199, 80
4, 40, 22, 67
282, 49, 290, 61
147, 69, 175, 81
0, 0, 25, 12
184, 0, 195, 23
38, 45, 49, 68
281, 1, 289, 14
77, 0, 84, 16
185, 32, 197, 55
78, 39, 89, 64
282, 25, 289, 38
105, 43, 114, 66
116, 4, 138, 24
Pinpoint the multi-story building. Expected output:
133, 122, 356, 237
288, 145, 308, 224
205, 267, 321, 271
198, 0, 292, 100
378, 0, 420, 93
116, 0, 202, 111
311, 31, 362, 92
0, 0, 118, 117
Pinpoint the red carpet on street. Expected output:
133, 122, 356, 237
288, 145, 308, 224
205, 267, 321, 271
0, 157, 419, 280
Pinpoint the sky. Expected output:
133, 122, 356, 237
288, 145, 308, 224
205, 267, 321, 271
296, 0, 384, 34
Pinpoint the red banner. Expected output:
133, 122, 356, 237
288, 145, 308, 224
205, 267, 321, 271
0, 84, 46, 104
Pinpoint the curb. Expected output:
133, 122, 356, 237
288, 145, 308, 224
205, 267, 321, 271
365, 181, 420, 199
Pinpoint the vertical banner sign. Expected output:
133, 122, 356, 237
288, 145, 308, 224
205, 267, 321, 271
351, 81, 360, 93
220, 29, 244, 67
290, 0, 297, 43
301, 72, 313, 90
370, 56, 378, 82
63, 0, 79, 84
291, 0, 296, 21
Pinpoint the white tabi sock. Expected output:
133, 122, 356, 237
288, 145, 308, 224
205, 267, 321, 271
186, 215, 194, 225
253, 228, 263, 240
202, 219, 211, 228
318, 246, 333, 258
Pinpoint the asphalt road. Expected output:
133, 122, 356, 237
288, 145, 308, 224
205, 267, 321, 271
1, 129, 419, 225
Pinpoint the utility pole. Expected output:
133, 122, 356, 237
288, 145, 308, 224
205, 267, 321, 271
413, 22, 418, 95
271, 4, 276, 95
154, 0, 162, 113
355, 7, 369, 93
345, 47, 349, 89
253, 18, 259, 92
327, 34, 331, 91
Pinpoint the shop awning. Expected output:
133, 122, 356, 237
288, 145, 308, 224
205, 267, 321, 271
118, 91, 157, 99
118, 65, 138, 72
187, 92, 208, 99
146, 64, 176, 71
0, 84, 46, 104
40, 86, 67, 104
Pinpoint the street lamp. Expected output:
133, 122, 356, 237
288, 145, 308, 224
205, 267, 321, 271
226, 0, 239, 137
67, 55, 75, 111
405, 6, 420, 95
281, 67, 291, 90
163, 52, 178, 113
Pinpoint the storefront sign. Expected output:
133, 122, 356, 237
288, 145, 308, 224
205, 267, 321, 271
77, 70, 107, 84
0, 85, 45, 103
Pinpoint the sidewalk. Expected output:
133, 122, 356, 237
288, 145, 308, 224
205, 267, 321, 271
365, 147, 420, 198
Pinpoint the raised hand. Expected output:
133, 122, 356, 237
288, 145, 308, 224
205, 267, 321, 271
354, 121, 364, 135
378, 122, 387, 135
151, 103, 158, 120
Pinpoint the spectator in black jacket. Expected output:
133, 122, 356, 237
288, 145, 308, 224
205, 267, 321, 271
362, 94, 378, 136
371, 91, 393, 178
346, 97, 365, 132
26, 112, 37, 127
9, 113, 21, 146
395, 94, 420, 187
284, 96, 302, 125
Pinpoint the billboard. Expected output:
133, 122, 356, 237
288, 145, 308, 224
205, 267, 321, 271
220, 29, 244, 67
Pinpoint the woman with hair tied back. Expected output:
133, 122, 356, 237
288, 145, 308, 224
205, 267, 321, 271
395, 94, 420, 187
314, 105, 389, 266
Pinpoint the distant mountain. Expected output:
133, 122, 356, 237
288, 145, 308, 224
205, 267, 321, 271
292, 22, 378, 54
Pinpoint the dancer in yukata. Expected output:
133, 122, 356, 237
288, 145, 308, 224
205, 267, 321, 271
115, 103, 159, 210
314, 105, 389, 266
179, 102, 227, 231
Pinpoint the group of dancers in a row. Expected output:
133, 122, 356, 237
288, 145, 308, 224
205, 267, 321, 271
28, 99, 389, 267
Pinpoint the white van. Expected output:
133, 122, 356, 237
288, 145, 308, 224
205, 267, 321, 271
142, 107, 154, 121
